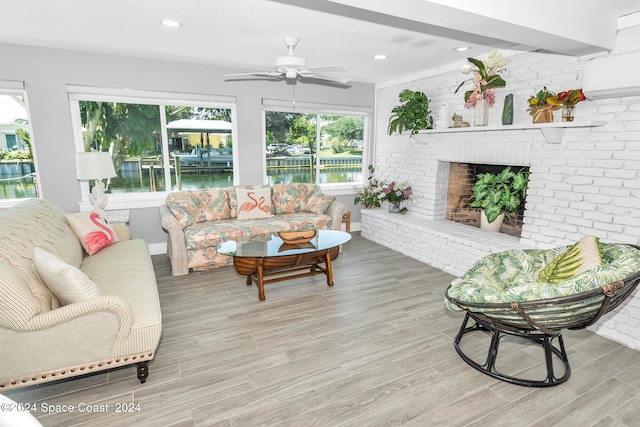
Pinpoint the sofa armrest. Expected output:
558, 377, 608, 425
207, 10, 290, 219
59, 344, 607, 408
0, 296, 135, 385
112, 223, 131, 241
26, 295, 133, 342
327, 201, 348, 231
159, 204, 189, 276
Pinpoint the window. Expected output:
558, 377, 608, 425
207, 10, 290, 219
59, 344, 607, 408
263, 100, 369, 187
0, 81, 38, 203
69, 87, 237, 208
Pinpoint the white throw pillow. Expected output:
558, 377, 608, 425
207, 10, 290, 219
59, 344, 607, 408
33, 247, 102, 305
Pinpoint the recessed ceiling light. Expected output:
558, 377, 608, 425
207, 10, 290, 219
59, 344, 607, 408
373, 54, 387, 60
161, 19, 182, 28
454, 46, 470, 52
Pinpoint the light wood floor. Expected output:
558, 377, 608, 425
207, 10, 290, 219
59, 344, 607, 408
6, 233, 640, 426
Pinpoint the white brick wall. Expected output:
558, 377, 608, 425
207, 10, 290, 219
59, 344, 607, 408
364, 23, 640, 350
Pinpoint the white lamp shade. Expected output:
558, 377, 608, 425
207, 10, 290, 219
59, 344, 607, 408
75, 152, 117, 181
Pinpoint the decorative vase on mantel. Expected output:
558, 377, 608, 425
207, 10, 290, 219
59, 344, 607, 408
474, 98, 489, 126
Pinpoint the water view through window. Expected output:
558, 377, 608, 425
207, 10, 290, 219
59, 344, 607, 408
0, 93, 37, 200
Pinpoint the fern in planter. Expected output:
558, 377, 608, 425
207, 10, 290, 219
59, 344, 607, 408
388, 89, 434, 135
470, 166, 529, 224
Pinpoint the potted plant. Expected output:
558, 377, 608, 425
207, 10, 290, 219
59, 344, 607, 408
387, 89, 434, 135
470, 166, 528, 232
527, 87, 562, 123
354, 165, 383, 208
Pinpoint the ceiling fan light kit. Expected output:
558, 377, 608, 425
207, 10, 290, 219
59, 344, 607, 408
224, 36, 351, 85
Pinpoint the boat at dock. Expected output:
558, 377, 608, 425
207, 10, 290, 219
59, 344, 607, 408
171, 147, 233, 167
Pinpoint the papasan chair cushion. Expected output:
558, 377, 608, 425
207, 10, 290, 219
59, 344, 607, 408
446, 236, 640, 310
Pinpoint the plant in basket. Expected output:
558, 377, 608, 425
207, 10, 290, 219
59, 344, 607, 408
527, 87, 562, 123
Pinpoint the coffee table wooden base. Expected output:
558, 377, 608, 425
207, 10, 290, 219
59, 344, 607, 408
233, 247, 340, 301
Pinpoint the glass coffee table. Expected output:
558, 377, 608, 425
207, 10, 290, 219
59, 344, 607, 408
217, 230, 351, 301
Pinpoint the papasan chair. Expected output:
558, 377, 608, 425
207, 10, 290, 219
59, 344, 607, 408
445, 236, 640, 387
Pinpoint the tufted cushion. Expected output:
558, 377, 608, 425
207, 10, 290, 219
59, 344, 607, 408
537, 236, 603, 283
447, 243, 640, 307
272, 183, 321, 214
66, 212, 120, 255
33, 247, 102, 305
0, 260, 41, 330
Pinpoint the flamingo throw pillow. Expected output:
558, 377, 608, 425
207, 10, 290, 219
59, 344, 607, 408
65, 212, 120, 255
235, 186, 274, 220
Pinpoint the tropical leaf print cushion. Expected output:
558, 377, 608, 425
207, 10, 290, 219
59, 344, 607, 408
447, 242, 640, 308
537, 236, 603, 283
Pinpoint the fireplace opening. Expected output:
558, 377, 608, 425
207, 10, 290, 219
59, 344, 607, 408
446, 162, 529, 237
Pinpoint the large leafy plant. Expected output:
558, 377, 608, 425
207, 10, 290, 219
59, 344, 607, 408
387, 89, 434, 135
470, 166, 528, 224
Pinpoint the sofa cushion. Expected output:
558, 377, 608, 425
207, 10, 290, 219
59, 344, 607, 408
166, 191, 201, 228
66, 212, 120, 255
305, 192, 336, 214
196, 188, 231, 222
166, 188, 230, 229
236, 186, 274, 219
0, 199, 84, 312
33, 247, 101, 305
272, 183, 321, 214
0, 260, 41, 330
183, 213, 330, 250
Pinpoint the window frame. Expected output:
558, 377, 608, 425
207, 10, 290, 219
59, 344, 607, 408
261, 98, 372, 195
0, 80, 40, 208
68, 85, 238, 209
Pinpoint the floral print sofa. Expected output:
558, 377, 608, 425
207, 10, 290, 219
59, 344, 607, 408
159, 183, 348, 276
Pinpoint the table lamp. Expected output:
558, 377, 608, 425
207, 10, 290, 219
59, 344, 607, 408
76, 151, 117, 215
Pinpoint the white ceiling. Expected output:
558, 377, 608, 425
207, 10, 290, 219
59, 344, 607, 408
1, 0, 639, 84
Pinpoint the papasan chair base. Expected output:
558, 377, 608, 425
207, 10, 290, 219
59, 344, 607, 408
446, 243, 640, 388
454, 311, 570, 387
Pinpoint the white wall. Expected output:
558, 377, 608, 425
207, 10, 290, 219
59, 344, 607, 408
0, 42, 374, 246
367, 23, 640, 349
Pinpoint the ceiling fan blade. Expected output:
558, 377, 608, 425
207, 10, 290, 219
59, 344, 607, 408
302, 65, 347, 73
299, 73, 352, 85
224, 71, 283, 79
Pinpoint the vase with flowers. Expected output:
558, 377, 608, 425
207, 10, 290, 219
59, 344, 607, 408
455, 48, 507, 126
557, 89, 586, 122
527, 87, 562, 123
381, 180, 413, 214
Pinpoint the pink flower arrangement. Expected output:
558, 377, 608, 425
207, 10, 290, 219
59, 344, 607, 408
455, 48, 507, 107
380, 180, 413, 205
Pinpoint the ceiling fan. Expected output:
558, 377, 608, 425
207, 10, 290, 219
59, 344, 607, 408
224, 36, 351, 85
